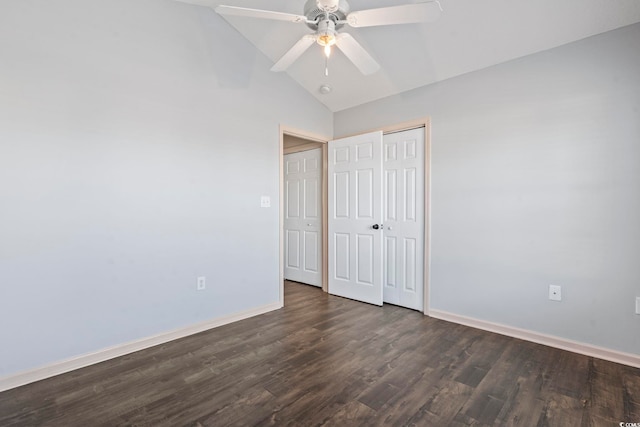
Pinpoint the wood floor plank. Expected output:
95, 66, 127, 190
623, 365, 640, 420
402, 379, 475, 426
583, 358, 625, 424
536, 392, 587, 427
1, 281, 639, 426
320, 400, 378, 427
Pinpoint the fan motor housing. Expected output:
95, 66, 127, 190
304, 0, 350, 30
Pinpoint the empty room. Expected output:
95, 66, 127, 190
1, 0, 639, 425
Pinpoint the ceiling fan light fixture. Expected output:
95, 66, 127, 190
317, 33, 336, 47
316, 19, 337, 47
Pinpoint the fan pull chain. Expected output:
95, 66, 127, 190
323, 43, 332, 76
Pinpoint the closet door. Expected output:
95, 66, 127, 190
382, 128, 425, 311
284, 148, 322, 287
328, 131, 384, 305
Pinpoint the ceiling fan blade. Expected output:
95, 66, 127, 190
335, 33, 380, 75
215, 5, 308, 23
271, 35, 317, 72
347, 2, 442, 28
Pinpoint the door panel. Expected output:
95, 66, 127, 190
328, 131, 383, 305
284, 148, 322, 287
334, 233, 350, 280
385, 236, 397, 288
334, 172, 350, 218
287, 180, 300, 218
357, 169, 374, 218
304, 230, 319, 272
382, 128, 425, 310
286, 229, 300, 269
356, 234, 374, 285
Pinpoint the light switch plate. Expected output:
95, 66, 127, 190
636, 297, 640, 315
260, 196, 271, 208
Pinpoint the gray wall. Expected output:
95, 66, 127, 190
335, 23, 640, 355
0, 0, 331, 377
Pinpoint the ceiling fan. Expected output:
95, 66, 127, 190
205, 0, 442, 75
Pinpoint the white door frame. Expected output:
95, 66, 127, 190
279, 117, 431, 316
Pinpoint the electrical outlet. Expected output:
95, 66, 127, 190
197, 276, 206, 291
636, 297, 640, 315
549, 285, 562, 302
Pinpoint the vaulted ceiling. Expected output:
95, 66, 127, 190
177, 0, 640, 112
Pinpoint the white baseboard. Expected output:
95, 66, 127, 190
429, 309, 640, 369
0, 301, 282, 393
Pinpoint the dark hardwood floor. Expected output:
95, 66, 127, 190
1, 281, 639, 426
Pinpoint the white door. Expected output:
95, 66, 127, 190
328, 131, 384, 305
382, 128, 425, 311
284, 148, 322, 287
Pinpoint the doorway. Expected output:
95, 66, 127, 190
279, 128, 329, 304
283, 144, 322, 287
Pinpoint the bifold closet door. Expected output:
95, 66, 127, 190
328, 131, 384, 306
382, 128, 425, 311
283, 148, 322, 287
328, 128, 425, 311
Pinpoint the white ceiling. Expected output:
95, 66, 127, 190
180, 0, 640, 112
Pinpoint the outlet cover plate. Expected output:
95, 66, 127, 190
197, 276, 206, 291
636, 297, 640, 315
549, 285, 562, 301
